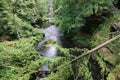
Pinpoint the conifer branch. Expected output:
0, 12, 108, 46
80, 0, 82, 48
70, 34, 120, 63
7, 0, 21, 39
53, 34, 120, 71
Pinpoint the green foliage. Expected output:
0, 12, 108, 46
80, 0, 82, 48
0, 0, 11, 36
0, 36, 46, 80
46, 45, 93, 80
0, 0, 45, 38
107, 64, 120, 80
78, 58, 93, 80
0, 0, 120, 80
91, 10, 120, 80
72, 36, 93, 47
51, 1, 120, 79
53, 0, 110, 32
48, 63, 73, 80
11, 0, 37, 22
0, 5, 44, 76
37, 0, 48, 17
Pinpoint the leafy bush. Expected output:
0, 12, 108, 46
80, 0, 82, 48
0, 36, 45, 80
0, 0, 44, 38
53, 0, 110, 32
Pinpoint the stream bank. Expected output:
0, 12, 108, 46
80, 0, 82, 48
30, 0, 120, 80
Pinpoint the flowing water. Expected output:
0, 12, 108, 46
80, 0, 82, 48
36, 25, 63, 79
36, 0, 61, 79
47, 0, 53, 22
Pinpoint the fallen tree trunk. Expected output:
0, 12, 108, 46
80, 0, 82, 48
53, 34, 120, 71
70, 34, 120, 63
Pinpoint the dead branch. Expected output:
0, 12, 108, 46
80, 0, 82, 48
53, 34, 120, 71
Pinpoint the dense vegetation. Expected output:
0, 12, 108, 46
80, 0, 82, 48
0, 0, 120, 80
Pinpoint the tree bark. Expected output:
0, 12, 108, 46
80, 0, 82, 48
53, 34, 120, 71
70, 34, 120, 63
